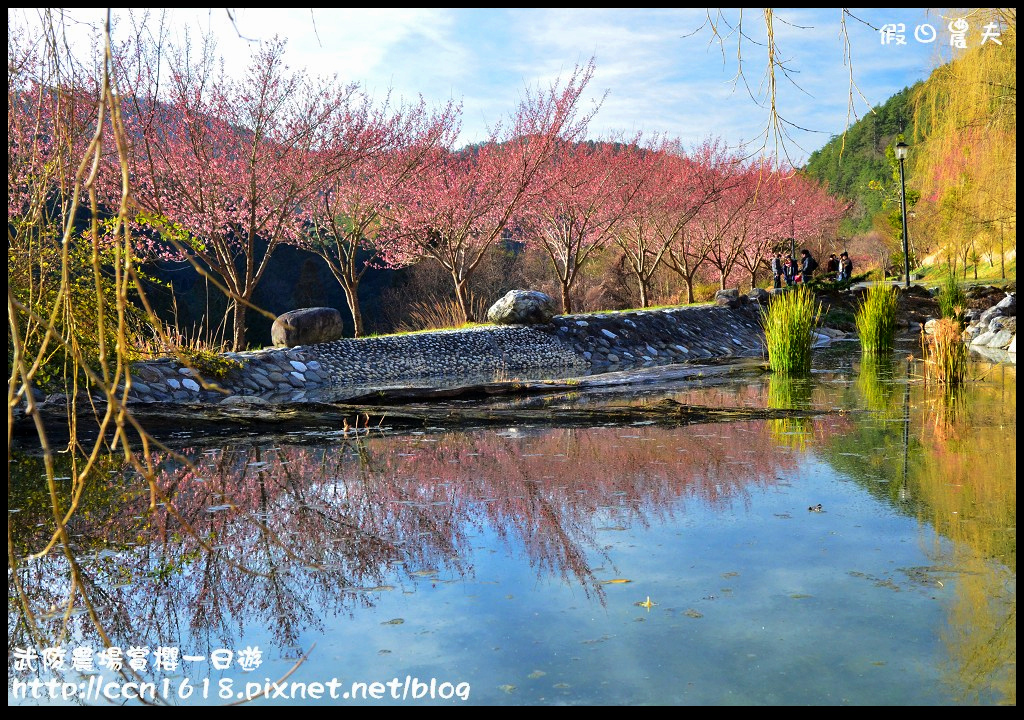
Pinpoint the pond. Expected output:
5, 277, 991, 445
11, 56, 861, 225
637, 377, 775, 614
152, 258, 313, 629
7, 341, 1016, 706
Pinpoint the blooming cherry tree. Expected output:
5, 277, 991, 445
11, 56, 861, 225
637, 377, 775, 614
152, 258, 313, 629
519, 138, 641, 314
299, 97, 460, 336
120, 36, 375, 350
382, 60, 599, 322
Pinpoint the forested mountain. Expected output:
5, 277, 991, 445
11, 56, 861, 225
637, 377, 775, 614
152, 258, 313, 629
802, 84, 920, 236
805, 8, 1015, 281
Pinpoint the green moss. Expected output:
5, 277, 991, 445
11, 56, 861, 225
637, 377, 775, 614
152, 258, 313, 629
176, 349, 244, 381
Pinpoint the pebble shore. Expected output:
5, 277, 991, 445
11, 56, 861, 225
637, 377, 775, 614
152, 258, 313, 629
123, 302, 770, 405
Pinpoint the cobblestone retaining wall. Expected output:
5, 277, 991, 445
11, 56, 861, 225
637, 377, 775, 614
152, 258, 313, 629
124, 302, 769, 405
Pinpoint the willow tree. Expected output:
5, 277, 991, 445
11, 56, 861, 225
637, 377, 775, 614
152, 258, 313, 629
911, 9, 1016, 279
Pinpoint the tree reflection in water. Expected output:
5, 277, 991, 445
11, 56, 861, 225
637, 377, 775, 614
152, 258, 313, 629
7, 359, 1015, 705
10, 422, 800, 665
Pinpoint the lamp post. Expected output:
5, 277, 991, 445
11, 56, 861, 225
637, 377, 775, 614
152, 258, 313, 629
894, 140, 911, 288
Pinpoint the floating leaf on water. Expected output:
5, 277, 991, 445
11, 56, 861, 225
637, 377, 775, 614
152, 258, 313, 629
684, 609, 703, 618
498, 685, 516, 694
378, 649, 392, 655
600, 578, 632, 585
527, 670, 546, 679
790, 593, 813, 599
411, 569, 438, 577
721, 571, 739, 578
381, 618, 405, 625
553, 683, 571, 690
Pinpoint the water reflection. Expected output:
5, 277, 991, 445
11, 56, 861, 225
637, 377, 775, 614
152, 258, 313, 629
8, 357, 1015, 705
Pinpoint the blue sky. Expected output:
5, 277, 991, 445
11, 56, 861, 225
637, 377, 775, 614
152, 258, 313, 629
12, 8, 962, 164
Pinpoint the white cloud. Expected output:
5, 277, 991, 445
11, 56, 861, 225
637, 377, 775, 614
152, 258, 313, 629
9, 7, 940, 163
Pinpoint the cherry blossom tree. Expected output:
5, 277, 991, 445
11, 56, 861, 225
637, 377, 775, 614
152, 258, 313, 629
381, 60, 600, 322
731, 165, 790, 290
298, 97, 461, 336
780, 171, 851, 264
616, 139, 723, 307
695, 146, 762, 290
518, 138, 641, 314
119, 35, 377, 350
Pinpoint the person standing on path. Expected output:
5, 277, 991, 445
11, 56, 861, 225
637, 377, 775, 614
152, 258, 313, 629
799, 249, 818, 284
826, 253, 839, 279
770, 251, 784, 289
837, 251, 853, 283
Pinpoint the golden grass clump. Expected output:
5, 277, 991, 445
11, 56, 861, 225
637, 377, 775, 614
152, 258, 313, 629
922, 317, 969, 389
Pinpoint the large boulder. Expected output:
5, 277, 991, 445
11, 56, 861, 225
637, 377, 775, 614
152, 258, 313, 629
271, 307, 344, 347
486, 290, 557, 325
714, 288, 746, 308
748, 288, 770, 304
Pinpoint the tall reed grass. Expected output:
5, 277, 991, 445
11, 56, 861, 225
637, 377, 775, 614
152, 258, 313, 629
856, 354, 899, 413
922, 319, 969, 389
759, 285, 822, 375
397, 293, 490, 333
854, 282, 900, 355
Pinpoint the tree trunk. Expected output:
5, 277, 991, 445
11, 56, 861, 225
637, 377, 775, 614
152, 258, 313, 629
684, 278, 695, 304
231, 301, 248, 352
638, 278, 650, 308
560, 280, 573, 315
453, 275, 473, 324
342, 281, 364, 337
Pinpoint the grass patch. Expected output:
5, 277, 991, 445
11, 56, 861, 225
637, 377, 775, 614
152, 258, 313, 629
760, 285, 823, 376
937, 273, 967, 324
914, 257, 1016, 286
397, 294, 491, 333
855, 282, 900, 356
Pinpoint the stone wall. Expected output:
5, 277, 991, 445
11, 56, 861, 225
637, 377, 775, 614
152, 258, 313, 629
123, 301, 770, 405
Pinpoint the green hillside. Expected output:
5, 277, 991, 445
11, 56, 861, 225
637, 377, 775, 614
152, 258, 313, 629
803, 84, 920, 236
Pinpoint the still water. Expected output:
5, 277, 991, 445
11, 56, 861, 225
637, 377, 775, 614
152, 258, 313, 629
8, 344, 1016, 706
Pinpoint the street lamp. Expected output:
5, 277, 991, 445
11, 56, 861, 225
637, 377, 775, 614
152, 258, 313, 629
894, 140, 911, 288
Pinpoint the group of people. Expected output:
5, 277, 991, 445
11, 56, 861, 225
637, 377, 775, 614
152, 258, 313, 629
770, 249, 853, 288
832, 252, 854, 282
